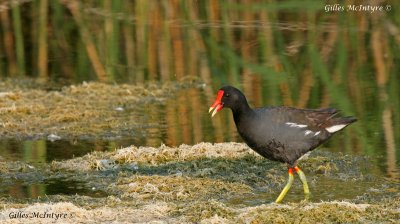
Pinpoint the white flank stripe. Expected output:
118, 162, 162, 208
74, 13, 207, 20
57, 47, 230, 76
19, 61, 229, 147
326, 124, 347, 133
286, 122, 307, 128
298, 151, 311, 161
314, 131, 321, 136
304, 130, 313, 136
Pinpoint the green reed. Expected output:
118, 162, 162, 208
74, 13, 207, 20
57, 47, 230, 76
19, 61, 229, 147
38, 0, 48, 81
11, 2, 25, 76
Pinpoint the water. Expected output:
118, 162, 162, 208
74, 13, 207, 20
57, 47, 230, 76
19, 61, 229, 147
0, 179, 107, 199
0, 139, 129, 164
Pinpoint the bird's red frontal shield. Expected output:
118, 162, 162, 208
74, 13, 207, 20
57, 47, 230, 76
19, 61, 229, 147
209, 90, 224, 117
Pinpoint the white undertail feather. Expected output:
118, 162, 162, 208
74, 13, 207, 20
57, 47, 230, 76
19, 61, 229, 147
286, 122, 307, 128
314, 131, 320, 136
325, 124, 347, 133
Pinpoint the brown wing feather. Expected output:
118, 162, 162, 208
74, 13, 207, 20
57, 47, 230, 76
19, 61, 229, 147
264, 107, 338, 130
258, 106, 356, 132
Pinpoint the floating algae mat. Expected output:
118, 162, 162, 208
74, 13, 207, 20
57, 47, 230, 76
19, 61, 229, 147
0, 77, 203, 140
1, 143, 399, 223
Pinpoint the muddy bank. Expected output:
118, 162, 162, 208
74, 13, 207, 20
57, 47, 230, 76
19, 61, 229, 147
1, 143, 399, 223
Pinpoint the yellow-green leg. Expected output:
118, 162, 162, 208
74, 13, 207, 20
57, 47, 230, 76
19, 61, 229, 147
275, 168, 294, 203
294, 166, 310, 200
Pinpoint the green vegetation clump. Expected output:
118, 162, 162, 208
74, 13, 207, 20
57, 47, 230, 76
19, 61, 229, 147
117, 175, 252, 201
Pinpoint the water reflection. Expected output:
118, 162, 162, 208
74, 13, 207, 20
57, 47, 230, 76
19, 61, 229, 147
0, 139, 116, 164
1, 180, 107, 199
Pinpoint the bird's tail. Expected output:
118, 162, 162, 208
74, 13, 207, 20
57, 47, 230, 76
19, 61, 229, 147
324, 116, 357, 133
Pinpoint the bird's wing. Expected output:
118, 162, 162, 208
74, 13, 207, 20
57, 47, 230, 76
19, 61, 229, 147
257, 106, 339, 131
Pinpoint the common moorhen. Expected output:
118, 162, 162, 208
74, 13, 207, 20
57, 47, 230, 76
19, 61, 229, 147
209, 86, 357, 203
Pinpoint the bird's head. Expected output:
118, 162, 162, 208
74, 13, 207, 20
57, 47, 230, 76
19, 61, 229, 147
209, 86, 245, 117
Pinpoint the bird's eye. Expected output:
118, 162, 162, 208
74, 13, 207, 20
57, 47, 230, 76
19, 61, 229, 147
225, 93, 230, 97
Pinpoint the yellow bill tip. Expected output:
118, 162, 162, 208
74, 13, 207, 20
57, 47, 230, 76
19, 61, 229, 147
211, 108, 218, 117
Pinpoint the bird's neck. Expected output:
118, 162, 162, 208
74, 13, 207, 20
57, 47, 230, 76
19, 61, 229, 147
232, 101, 254, 124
